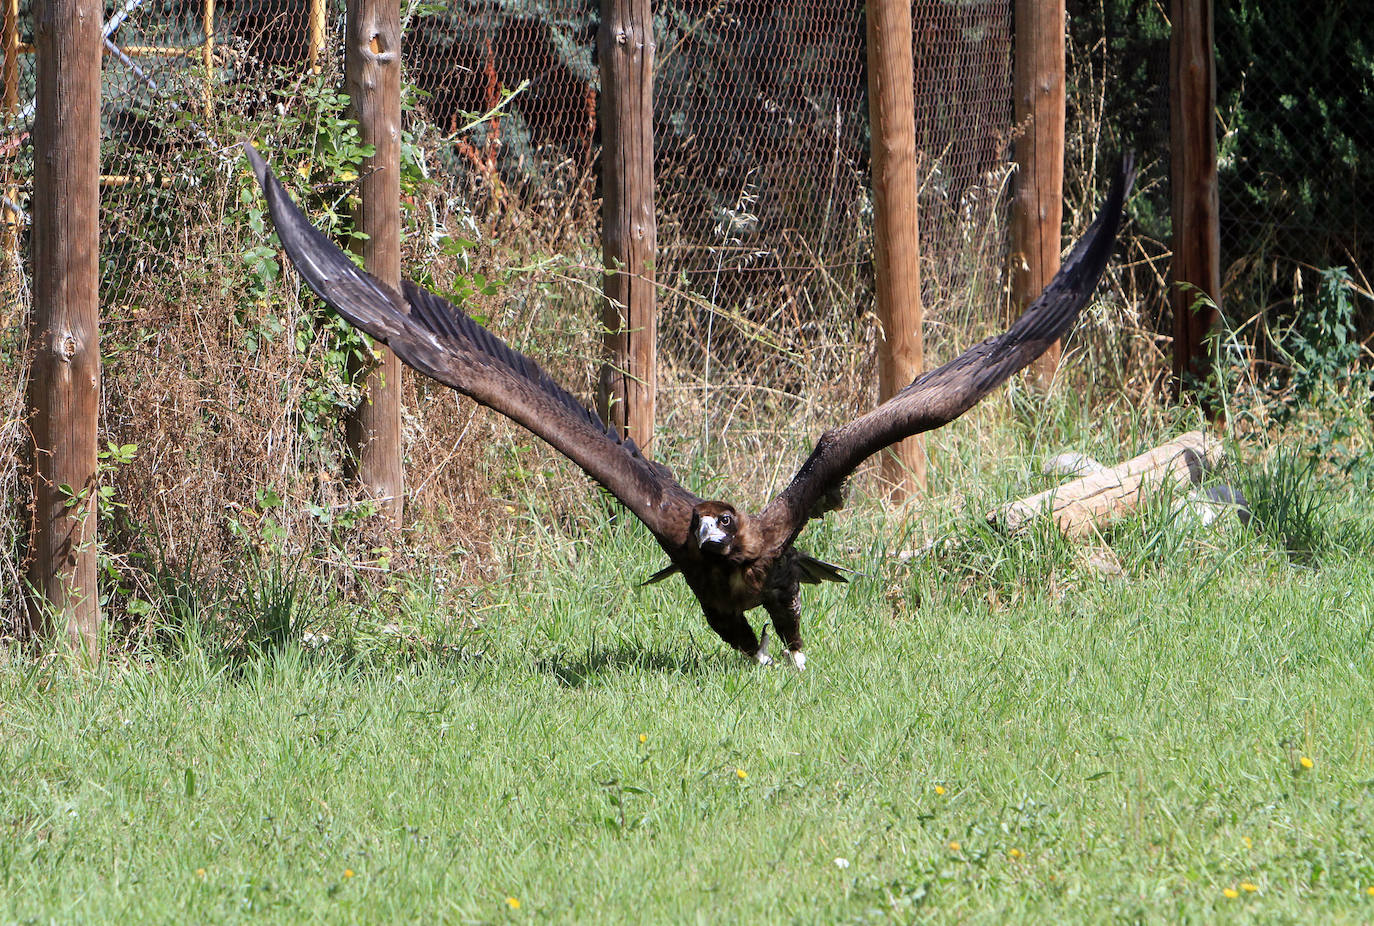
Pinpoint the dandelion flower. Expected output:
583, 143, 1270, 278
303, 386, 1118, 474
506, 897, 521, 910
948, 841, 961, 852
1300, 756, 1314, 769
833, 857, 850, 869
1223, 887, 1239, 899
1367, 886, 1374, 897
195, 868, 206, 879
934, 785, 946, 796
1240, 882, 1257, 893
1008, 848, 1023, 860
736, 768, 747, 780
344, 869, 355, 879
639, 734, 647, 744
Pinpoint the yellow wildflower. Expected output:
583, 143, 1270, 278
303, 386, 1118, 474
639, 734, 647, 744
195, 868, 206, 879
1367, 886, 1374, 897
506, 897, 521, 910
1242, 836, 1252, 849
948, 841, 961, 852
344, 869, 355, 879
736, 768, 747, 780
1008, 848, 1023, 860
1240, 882, 1257, 893
934, 785, 946, 796
1299, 756, 1314, 769
1223, 887, 1239, 899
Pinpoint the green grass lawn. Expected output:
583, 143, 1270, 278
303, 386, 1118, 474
4, 436, 1374, 923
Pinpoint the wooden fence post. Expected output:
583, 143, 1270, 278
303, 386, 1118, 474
597, 0, 656, 453
345, 0, 405, 527
1169, 0, 1221, 406
27, 0, 102, 653
866, 0, 926, 496
1011, 0, 1066, 391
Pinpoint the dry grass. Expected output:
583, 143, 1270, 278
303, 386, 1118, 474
0, 89, 1178, 641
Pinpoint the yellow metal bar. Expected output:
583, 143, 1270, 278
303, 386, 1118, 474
18, 43, 222, 57
308, 0, 324, 73
202, 0, 214, 119
2, 0, 17, 114
116, 44, 204, 57
99, 174, 175, 187
2, 0, 19, 276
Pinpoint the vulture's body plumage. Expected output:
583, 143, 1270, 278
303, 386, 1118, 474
246, 145, 1134, 667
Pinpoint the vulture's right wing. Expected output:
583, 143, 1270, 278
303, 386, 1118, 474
757, 155, 1136, 551
244, 143, 701, 551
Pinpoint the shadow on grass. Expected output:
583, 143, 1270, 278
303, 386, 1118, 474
535, 641, 728, 687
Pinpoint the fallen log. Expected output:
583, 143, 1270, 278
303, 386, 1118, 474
992, 430, 1225, 538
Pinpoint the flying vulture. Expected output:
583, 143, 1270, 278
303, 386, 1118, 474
245, 143, 1134, 668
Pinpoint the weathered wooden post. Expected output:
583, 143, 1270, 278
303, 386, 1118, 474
866, 0, 925, 495
1011, 0, 1066, 390
597, 0, 656, 452
345, 0, 405, 526
1169, 0, 1221, 406
27, 0, 103, 652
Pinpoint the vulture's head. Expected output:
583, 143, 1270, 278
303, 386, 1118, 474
690, 501, 742, 556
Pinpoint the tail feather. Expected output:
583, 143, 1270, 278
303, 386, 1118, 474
796, 552, 850, 585
641, 563, 680, 586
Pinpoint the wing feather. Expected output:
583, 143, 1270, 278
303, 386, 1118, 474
244, 143, 699, 550
759, 155, 1136, 549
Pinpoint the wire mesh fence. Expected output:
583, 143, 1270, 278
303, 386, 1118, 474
2, 0, 1016, 508
1067, 0, 1374, 375
4, 0, 1371, 631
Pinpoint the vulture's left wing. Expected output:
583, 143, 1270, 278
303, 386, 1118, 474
244, 143, 700, 550
757, 155, 1136, 551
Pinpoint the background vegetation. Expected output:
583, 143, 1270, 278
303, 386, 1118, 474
1, 2, 1373, 918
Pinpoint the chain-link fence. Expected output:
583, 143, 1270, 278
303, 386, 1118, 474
10, 0, 1369, 630
2, 0, 1018, 616
1067, 0, 1374, 382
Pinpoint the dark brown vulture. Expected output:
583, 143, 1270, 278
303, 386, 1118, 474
245, 143, 1134, 668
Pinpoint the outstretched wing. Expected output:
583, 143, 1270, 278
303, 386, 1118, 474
758, 154, 1136, 550
244, 143, 700, 550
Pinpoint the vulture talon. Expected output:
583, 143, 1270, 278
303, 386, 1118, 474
754, 626, 772, 666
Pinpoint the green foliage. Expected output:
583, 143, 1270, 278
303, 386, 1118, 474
1216, 4, 1374, 261
1235, 446, 1332, 563
1070, 0, 1374, 373
227, 548, 322, 658
1278, 267, 1373, 405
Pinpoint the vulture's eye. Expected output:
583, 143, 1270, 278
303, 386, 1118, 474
719, 513, 733, 527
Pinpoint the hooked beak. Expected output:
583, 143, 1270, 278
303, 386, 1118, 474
696, 515, 728, 552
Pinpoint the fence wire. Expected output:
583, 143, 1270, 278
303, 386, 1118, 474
1067, 0, 1374, 371
15, 0, 1369, 627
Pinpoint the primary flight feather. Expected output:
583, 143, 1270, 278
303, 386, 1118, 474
245, 143, 1134, 668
